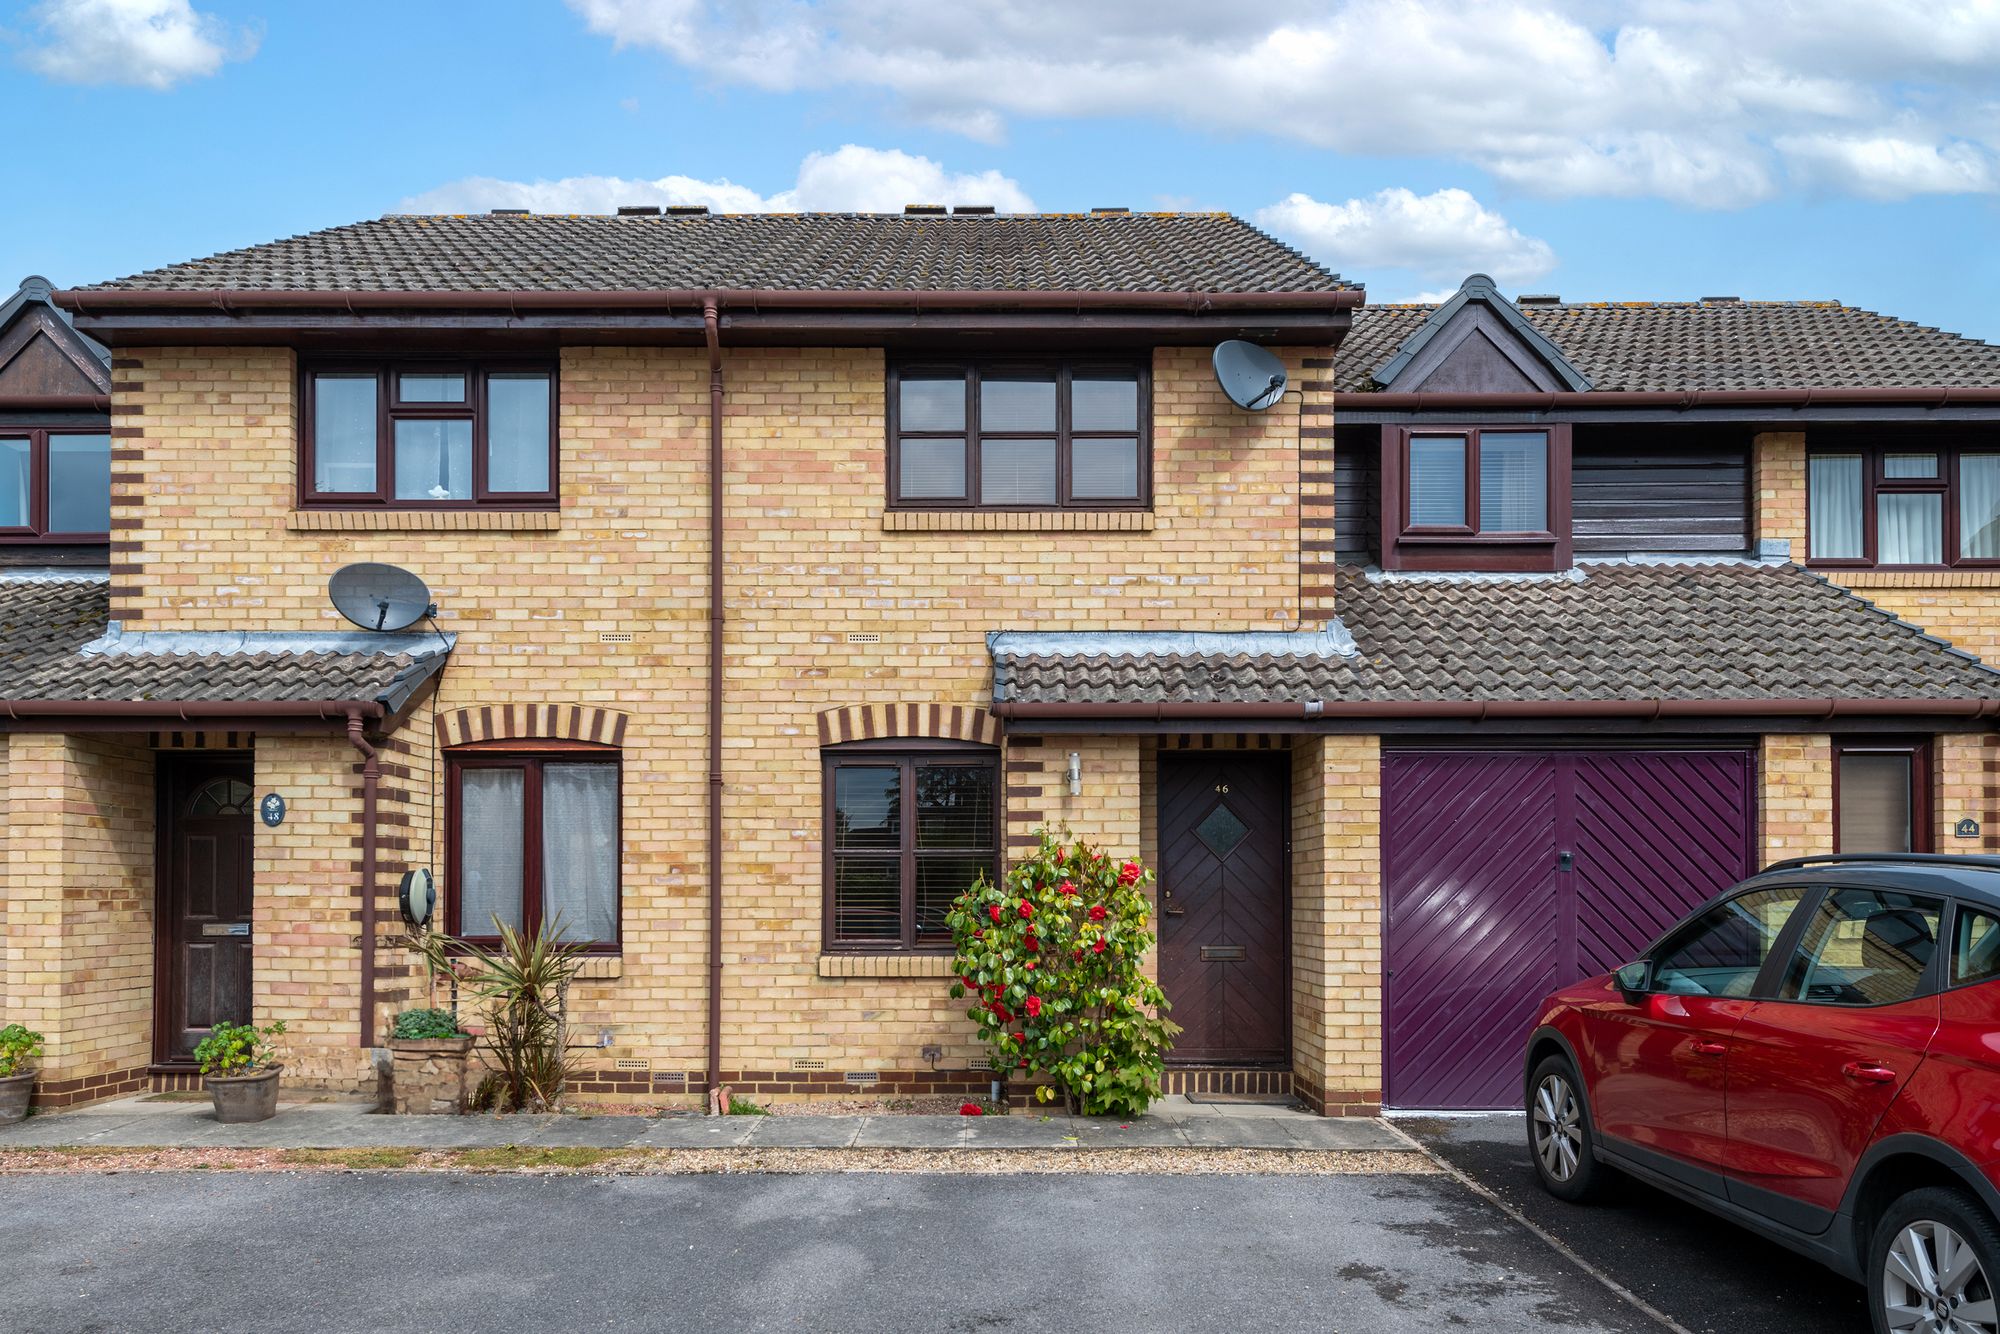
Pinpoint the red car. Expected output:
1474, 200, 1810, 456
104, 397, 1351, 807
1526, 853, 2000, 1334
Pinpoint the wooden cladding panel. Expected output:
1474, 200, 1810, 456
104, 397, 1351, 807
1572, 439, 1749, 554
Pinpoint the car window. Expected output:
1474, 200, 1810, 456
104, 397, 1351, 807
1780, 888, 1943, 1006
1652, 886, 1809, 998
1952, 906, 2000, 988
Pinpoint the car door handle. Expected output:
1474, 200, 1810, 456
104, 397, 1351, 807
1841, 1061, 1898, 1084
1690, 1040, 1727, 1056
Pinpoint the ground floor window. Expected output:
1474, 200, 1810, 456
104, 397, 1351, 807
448, 747, 620, 948
822, 743, 1000, 952
1834, 739, 1931, 854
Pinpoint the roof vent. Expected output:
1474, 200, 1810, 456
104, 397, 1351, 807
1701, 295, 1742, 304
665, 204, 708, 215
952, 204, 996, 215
1090, 206, 1130, 215
903, 204, 946, 215
617, 205, 661, 216
1518, 294, 1560, 305
489, 208, 529, 216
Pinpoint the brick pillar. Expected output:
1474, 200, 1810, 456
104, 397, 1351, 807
1760, 733, 1833, 862
1289, 733, 1381, 1115
1753, 430, 1808, 562
1298, 353, 1340, 622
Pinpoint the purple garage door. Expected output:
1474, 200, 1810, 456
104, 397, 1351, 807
1383, 749, 1755, 1110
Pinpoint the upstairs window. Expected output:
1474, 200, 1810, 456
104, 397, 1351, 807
889, 361, 1149, 510
302, 361, 556, 507
1808, 445, 2000, 568
1381, 425, 1570, 571
0, 429, 110, 541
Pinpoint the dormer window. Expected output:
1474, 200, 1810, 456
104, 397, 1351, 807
1380, 425, 1572, 572
0, 429, 110, 541
301, 359, 556, 508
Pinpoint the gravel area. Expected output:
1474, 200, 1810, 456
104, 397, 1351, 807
0, 1144, 1434, 1175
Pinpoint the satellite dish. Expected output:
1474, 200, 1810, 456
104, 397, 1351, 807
399, 868, 436, 928
1213, 340, 1289, 411
330, 563, 435, 633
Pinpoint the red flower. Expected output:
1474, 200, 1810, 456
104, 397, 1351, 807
1119, 861, 1142, 885
1088, 904, 1107, 922
1018, 1057, 1029, 1067
1024, 934, 1038, 952
1025, 996, 1043, 1018
1024, 960, 1036, 970
1017, 899, 1034, 919
959, 1102, 984, 1116
1058, 879, 1077, 896
988, 904, 1003, 923
1093, 938, 1107, 954
1012, 1032, 1025, 1044
961, 975, 976, 989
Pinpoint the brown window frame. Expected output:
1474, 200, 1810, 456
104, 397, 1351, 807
1805, 444, 2000, 570
299, 357, 558, 510
445, 743, 622, 953
1833, 737, 1933, 854
822, 740, 1003, 953
886, 359, 1152, 511
1379, 424, 1572, 572
0, 425, 111, 543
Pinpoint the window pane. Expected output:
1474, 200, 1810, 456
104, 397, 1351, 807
1408, 436, 1466, 527
0, 438, 28, 527
1879, 491, 1942, 565
1781, 888, 1941, 1006
900, 375, 965, 432
47, 433, 110, 533
1962, 455, 2000, 560
981, 438, 1057, 505
1808, 454, 1863, 559
1953, 908, 2000, 987
541, 763, 618, 944
834, 766, 901, 850
487, 374, 551, 493
899, 438, 966, 500
917, 857, 985, 940
1652, 886, 1806, 997
1071, 437, 1140, 500
1477, 431, 1547, 532
1071, 373, 1139, 430
980, 374, 1057, 432
313, 375, 378, 494
1884, 452, 1937, 479
833, 858, 901, 942
915, 764, 994, 849
459, 769, 525, 936
1839, 751, 1915, 852
394, 418, 474, 501
399, 372, 466, 403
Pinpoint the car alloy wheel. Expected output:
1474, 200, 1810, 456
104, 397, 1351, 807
1532, 1072, 1583, 1184
1884, 1218, 1999, 1334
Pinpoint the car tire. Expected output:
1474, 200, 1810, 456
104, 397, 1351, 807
1527, 1054, 1603, 1203
1869, 1186, 2000, 1334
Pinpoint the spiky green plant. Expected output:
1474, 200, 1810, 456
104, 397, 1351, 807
418, 917, 588, 1112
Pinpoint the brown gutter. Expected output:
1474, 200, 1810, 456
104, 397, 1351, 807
991, 698, 2000, 723
703, 298, 725, 1103
0, 394, 110, 412
345, 709, 381, 1050
58, 287, 1362, 315
0, 699, 384, 722
1336, 388, 2000, 411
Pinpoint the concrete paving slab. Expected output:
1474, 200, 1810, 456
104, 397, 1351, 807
527, 1116, 654, 1149
1282, 1117, 1414, 1151
1059, 1117, 1190, 1147
851, 1116, 965, 1149
629, 1116, 757, 1148
0, 1115, 134, 1147
740, 1117, 862, 1148
1177, 1116, 1300, 1149
958, 1114, 1079, 1148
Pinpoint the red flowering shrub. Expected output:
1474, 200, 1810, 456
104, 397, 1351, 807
947, 827, 1177, 1116
959, 1102, 984, 1116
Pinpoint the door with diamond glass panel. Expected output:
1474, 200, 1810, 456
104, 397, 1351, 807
1157, 754, 1289, 1064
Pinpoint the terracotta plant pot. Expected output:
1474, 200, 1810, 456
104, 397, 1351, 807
206, 1065, 282, 1124
0, 1070, 33, 1125
386, 1035, 475, 1115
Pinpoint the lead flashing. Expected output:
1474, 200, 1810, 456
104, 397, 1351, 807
80, 624, 455, 658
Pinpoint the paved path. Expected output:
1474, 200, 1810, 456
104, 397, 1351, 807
0, 1094, 1410, 1153
0, 1170, 1663, 1333
1408, 1113, 1868, 1334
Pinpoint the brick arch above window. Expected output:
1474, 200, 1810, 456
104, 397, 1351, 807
815, 702, 1001, 748
436, 703, 630, 749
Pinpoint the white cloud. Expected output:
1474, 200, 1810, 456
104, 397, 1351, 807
22, 0, 256, 90
565, 0, 2000, 207
398, 145, 1035, 215
1256, 187, 1556, 287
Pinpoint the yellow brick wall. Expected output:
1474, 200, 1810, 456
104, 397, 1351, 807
1289, 734, 1381, 1115
1760, 734, 1834, 862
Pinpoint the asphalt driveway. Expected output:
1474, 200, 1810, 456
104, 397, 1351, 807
1, 1168, 1662, 1333
1408, 1113, 1869, 1334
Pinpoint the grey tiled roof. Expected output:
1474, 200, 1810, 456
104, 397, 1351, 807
1340, 301, 2000, 392
78, 213, 1349, 295
0, 578, 443, 705
992, 563, 2000, 706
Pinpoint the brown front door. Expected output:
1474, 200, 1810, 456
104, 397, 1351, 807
1157, 753, 1288, 1064
162, 762, 255, 1061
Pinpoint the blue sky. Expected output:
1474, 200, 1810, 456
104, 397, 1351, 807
6, 0, 2000, 340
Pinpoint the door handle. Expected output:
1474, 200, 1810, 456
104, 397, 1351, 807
1841, 1061, 1897, 1085
1690, 1040, 1727, 1056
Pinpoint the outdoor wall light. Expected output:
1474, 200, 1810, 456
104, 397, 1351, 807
1067, 751, 1082, 796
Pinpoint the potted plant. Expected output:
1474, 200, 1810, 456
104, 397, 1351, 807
0, 1024, 45, 1124
386, 1007, 476, 1115
193, 1019, 287, 1124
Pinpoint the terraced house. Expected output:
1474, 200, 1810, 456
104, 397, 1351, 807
5, 210, 2000, 1115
